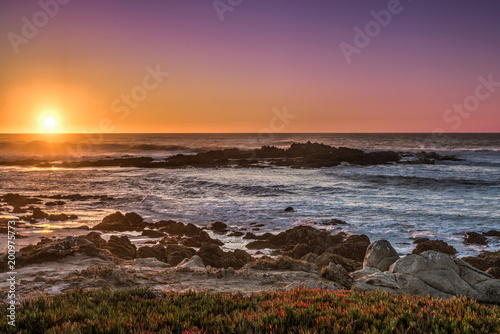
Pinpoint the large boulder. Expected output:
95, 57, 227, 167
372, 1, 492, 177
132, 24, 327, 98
352, 250, 500, 304
107, 236, 137, 260
363, 240, 399, 271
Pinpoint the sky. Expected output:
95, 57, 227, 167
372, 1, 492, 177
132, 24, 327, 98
0, 0, 499, 133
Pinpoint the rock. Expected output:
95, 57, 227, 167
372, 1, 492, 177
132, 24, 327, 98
32, 207, 49, 219
320, 262, 353, 288
321, 219, 348, 226
47, 213, 71, 221
412, 239, 457, 255
45, 201, 66, 206
141, 230, 165, 238
351, 267, 402, 293
246, 226, 340, 251
290, 243, 310, 259
462, 251, 500, 272
209, 221, 228, 233
464, 232, 488, 245
1, 193, 41, 206
390, 251, 500, 303
81, 232, 107, 249
177, 255, 205, 270
107, 236, 136, 260
131, 258, 170, 268
196, 246, 251, 270
284, 207, 294, 212
486, 267, 500, 279
315, 253, 362, 273
300, 252, 319, 263
228, 231, 245, 237
137, 245, 167, 263
16, 236, 98, 267
181, 231, 224, 247
326, 234, 370, 262
12, 206, 27, 213
352, 251, 500, 303
363, 240, 400, 272
483, 230, 500, 237
93, 211, 146, 232
165, 244, 196, 266
248, 256, 316, 273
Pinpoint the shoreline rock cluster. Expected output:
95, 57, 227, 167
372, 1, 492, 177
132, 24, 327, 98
0, 142, 460, 168
1, 209, 498, 304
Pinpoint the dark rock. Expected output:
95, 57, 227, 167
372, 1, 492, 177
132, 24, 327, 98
81, 232, 107, 249
321, 219, 348, 226
243, 232, 274, 240
248, 256, 316, 272
165, 244, 196, 266
1, 193, 41, 206
464, 232, 488, 245
486, 267, 500, 279
107, 236, 137, 260
483, 230, 500, 237
228, 231, 245, 237
412, 239, 457, 255
142, 230, 165, 238
32, 207, 49, 219
209, 221, 228, 233
137, 245, 167, 263
93, 211, 146, 232
47, 213, 70, 221
197, 245, 252, 269
181, 231, 224, 247
289, 243, 310, 259
12, 206, 27, 213
284, 207, 294, 212
462, 251, 500, 272
314, 253, 362, 273
326, 234, 371, 262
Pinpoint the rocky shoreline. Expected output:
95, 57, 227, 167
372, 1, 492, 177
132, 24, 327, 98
0, 142, 461, 168
1, 201, 499, 304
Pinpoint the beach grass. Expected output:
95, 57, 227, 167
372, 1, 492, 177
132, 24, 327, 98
1, 287, 499, 333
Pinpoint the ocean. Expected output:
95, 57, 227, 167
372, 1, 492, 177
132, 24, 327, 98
1, 133, 499, 257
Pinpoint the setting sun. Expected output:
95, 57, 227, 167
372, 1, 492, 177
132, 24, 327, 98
38, 112, 62, 133
44, 117, 56, 129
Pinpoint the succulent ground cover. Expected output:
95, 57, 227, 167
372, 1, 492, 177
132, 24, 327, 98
1, 287, 499, 333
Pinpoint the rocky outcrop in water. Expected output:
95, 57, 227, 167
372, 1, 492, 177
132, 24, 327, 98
412, 238, 457, 255
0, 142, 461, 169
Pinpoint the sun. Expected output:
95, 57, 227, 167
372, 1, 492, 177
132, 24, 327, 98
38, 111, 62, 133
44, 117, 56, 129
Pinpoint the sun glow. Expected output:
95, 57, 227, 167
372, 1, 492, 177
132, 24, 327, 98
38, 111, 62, 133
